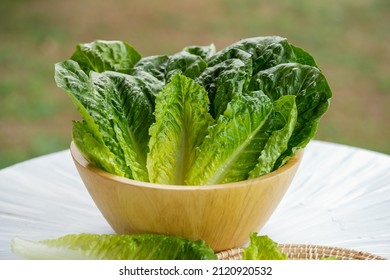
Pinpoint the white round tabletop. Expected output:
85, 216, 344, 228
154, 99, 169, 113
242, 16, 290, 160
0, 140, 389, 259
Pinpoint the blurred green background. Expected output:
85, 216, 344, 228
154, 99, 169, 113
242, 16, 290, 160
0, 0, 389, 168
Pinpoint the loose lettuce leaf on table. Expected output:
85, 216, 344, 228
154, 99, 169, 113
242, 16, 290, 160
242, 232, 287, 260
186, 93, 273, 185
11, 234, 217, 260
147, 73, 213, 185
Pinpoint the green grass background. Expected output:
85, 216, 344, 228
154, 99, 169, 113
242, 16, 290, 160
1, 0, 389, 168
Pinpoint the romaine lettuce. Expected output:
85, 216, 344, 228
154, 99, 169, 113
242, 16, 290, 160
56, 37, 332, 185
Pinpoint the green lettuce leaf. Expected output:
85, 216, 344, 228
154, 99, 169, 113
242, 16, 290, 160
183, 44, 216, 60
55, 60, 131, 177
249, 63, 332, 168
54, 60, 102, 140
198, 36, 315, 119
290, 44, 317, 67
165, 51, 207, 81
122, 69, 165, 108
242, 233, 287, 260
134, 55, 169, 82
147, 73, 213, 185
248, 95, 298, 178
186, 93, 273, 185
55, 60, 157, 181
198, 48, 252, 117
70, 40, 141, 74
99, 71, 159, 181
209, 36, 316, 75
72, 121, 126, 177
11, 234, 217, 260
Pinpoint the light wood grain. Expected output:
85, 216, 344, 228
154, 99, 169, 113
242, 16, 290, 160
70, 142, 303, 251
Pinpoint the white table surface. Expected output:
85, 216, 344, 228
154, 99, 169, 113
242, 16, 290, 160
0, 140, 389, 260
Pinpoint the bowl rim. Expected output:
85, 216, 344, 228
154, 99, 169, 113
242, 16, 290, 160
70, 141, 303, 191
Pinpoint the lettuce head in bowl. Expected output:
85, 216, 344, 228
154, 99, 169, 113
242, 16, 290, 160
56, 37, 331, 251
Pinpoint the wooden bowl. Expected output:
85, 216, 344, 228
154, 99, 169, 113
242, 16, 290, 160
70, 142, 303, 252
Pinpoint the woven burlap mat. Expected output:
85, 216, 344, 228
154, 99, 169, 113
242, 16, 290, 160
217, 244, 386, 260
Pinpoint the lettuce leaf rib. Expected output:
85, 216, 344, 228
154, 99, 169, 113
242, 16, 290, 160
248, 95, 298, 178
186, 93, 273, 185
147, 73, 213, 185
